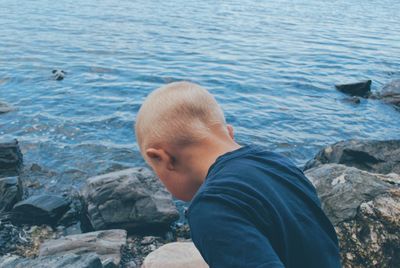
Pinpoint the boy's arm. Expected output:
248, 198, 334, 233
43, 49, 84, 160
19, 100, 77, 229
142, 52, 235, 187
188, 194, 284, 268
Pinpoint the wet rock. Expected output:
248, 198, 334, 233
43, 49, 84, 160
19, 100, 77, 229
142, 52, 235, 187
40, 229, 127, 268
52, 69, 66, 81
0, 101, 13, 114
82, 167, 179, 233
12, 195, 70, 226
303, 139, 400, 174
0, 176, 23, 212
0, 139, 23, 176
142, 242, 208, 268
305, 164, 400, 267
0, 253, 103, 268
378, 79, 400, 109
335, 80, 372, 97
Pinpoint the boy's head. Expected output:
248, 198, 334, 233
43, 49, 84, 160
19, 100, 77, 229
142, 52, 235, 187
135, 82, 240, 201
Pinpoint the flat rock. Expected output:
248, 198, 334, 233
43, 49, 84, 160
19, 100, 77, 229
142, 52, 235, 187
0, 253, 103, 268
378, 79, 400, 109
0, 101, 13, 114
0, 139, 23, 176
303, 139, 400, 174
12, 194, 70, 226
305, 164, 400, 267
335, 80, 372, 97
0, 176, 22, 212
142, 242, 208, 268
40, 229, 127, 268
82, 167, 179, 233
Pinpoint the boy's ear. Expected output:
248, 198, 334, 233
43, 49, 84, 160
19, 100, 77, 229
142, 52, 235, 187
227, 124, 235, 140
145, 148, 175, 170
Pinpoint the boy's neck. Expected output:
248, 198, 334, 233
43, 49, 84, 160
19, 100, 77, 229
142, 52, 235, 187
178, 137, 242, 184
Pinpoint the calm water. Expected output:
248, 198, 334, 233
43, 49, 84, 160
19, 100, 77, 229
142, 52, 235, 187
1, 0, 400, 194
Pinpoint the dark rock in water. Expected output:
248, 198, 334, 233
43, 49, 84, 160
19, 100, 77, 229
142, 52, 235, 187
12, 194, 70, 226
335, 80, 372, 98
0, 139, 23, 176
82, 167, 179, 233
303, 139, 400, 174
40, 229, 127, 267
0, 253, 103, 268
305, 164, 400, 268
52, 69, 66, 81
0, 177, 23, 212
0, 101, 13, 114
378, 79, 400, 109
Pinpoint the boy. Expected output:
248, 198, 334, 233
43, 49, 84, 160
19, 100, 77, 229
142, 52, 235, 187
135, 82, 341, 268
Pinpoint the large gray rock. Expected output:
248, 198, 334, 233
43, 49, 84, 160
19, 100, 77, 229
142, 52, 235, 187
40, 229, 126, 268
82, 167, 179, 233
142, 242, 208, 268
305, 164, 400, 268
378, 79, 400, 109
0, 253, 103, 268
0, 176, 22, 212
304, 139, 400, 174
0, 139, 23, 176
12, 194, 70, 226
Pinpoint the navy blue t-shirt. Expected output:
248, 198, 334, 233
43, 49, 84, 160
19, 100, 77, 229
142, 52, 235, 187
188, 144, 341, 268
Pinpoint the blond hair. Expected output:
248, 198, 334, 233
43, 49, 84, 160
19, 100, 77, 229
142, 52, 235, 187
135, 82, 226, 153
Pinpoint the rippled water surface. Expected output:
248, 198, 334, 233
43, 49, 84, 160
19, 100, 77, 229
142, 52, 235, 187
1, 0, 400, 193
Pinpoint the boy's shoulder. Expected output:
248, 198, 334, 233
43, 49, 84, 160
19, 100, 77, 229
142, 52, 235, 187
188, 143, 311, 213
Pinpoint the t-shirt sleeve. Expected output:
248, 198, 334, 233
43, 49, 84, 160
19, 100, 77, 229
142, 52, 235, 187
188, 194, 285, 268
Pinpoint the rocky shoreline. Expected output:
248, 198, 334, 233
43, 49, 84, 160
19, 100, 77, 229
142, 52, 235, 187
0, 79, 399, 267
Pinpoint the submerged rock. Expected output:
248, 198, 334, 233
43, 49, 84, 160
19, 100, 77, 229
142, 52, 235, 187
142, 242, 208, 268
305, 164, 400, 267
52, 69, 66, 81
82, 167, 179, 233
0, 253, 103, 268
303, 139, 400, 174
335, 80, 372, 98
40, 229, 126, 268
0, 139, 23, 176
378, 79, 400, 109
12, 195, 70, 226
0, 101, 13, 114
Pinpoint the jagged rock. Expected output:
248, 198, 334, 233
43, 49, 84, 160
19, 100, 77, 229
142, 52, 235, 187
0, 253, 103, 268
142, 242, 208, 268
40, 229, 127, 268
82, 167, 179, 233
378, 79, 400, 109
0, 139, 23, 176
335, 80, 372, 98
305, 164, 400, 268
12, 195, 70, 226
0, 101, 13, 114
303, 139, 400, 174
0, 176, 22, 212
